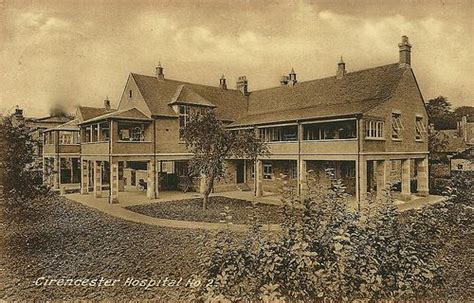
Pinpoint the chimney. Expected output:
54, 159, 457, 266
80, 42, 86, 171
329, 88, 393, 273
219, 74, 227, 90
288, 68, 297, 86
280, 68, 297, 86
11, 105, 25, 126
156, 61, 165, 80
336, 56, 346, 79
280, 75, 289, 86
236, 76, 248, 95
104, 97, 111, 111
398, 35, 412, 68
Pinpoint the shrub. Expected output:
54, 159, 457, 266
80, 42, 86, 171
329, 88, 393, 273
190, 172, 441, 301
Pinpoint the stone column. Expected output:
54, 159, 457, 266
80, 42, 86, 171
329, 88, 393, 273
110, 160, 119, 203
401, 159, 411, 199
146, 160, 156, 199
357, 159, 367, 205
298, 159, 307, 196
255, 160, 263, 197
416, 157, 429, 196
53, 157, 60, 190
375, 160, 386, 198
81, 159, 89, 195
94, 161, 102, 198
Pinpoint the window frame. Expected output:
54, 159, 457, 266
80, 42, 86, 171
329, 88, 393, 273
364, 120, 385, 140
391, 112, 404, 140
263, 163, 273, 180
415, 116, 426, 141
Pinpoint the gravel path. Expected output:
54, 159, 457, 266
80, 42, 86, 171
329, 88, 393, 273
0, 195, 227, 301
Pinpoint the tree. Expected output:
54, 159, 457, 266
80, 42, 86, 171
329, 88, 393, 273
425, 96, 457, 130
454, 106, 474, 121
182, 110, 268, 209
0, 117, 46, 202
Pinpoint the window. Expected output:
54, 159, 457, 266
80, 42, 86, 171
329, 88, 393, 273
415, 116, 426, 141
391, 112, 404, 140
457, 164, 463, 170
304, 120, 357, 141
263, 163, 272, 179
259, 125, 298, 142
365, 120, 384, 139
289, 161, 298, 179
118, 123, 145, 141
59, 131, 79, 144
340, 162, 355, 178
44, 131, 55, 145
83, 126, 91, 143
100, 122, 110, 141
179, 105, 190, 139
129, 90, 132, 98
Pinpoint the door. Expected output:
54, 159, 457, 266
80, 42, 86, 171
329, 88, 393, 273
236, 160, 245, 183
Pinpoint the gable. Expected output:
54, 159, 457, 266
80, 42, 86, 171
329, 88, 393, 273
117, 74, 153, 117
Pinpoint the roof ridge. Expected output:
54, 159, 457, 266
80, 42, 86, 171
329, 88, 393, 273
250, 63, 401, 94
131, 73, 241, 92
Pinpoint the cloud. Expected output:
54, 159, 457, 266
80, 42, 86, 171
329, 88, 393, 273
0, 1, 472, 117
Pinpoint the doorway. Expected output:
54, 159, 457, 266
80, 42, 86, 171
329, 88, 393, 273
236, 160, 245, 183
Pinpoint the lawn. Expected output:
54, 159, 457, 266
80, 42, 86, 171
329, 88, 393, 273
0, 194, 229, 301
126, 196, 286, 224
1, 193, 472, 301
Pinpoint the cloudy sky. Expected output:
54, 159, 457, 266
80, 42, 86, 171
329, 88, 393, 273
0, 0, 472, 117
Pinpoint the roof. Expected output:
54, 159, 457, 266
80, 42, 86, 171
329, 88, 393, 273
435, 130, 469, 153
77, 106, 114, 121
80, 108, 151, 124
451, 146, 473, 160
169, 85, 216, 107
131, 73, 248, 121
27, 115, 72, 123
231, 63, 406, 126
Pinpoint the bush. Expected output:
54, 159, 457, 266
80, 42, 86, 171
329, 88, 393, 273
189, 172, 441, 301
0, 117, 50, 220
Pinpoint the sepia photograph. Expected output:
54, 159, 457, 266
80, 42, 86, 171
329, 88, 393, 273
0, 0, 472, 301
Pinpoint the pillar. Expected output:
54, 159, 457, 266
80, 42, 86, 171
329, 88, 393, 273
357, 159, 367, 205
110, 160, 119, 203
298, 159, 307, 195
401, 159, 411, 199
53, 157, 60, 190
94, 161, 102, 198
255, 160, 263, 197
375, 160, 386, 197
146, 160, 157, 199
416, 157, 429, 196
81, 159, 89, 194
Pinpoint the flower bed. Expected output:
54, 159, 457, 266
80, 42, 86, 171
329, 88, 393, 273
126, 196, 285, 224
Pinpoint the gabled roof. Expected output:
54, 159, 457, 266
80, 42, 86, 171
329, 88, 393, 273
77, 106, 113, 121
169, 85, 216, 107
80, 108, 151, 125
434, 129, 468, 153
231, 63, 407, 126
131, 73, 248, 121
26, 115, 72, 124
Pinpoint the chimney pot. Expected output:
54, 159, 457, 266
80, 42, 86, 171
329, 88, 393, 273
156, 61, 165, 80
104, 97, 111, 111
336, 56, 346, 79
236, 76, 248, 95
398, 35, 412, 68
219, 74, 227, 90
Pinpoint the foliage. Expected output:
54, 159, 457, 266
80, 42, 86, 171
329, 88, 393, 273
0, 117, 47, 202
445, 171, 473, 207
182, 110, 268, 209
425, 96, 457, 130
190, 172, 442, 301
453, 105, 474, 121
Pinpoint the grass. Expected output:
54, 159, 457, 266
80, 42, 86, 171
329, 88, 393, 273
1, 193, 471, 301
125, 196, 286, 225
